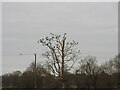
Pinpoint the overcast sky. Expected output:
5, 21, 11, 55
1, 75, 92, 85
2, 2, 118, 75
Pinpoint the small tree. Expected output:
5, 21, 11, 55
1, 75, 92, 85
38, 33, 80, 88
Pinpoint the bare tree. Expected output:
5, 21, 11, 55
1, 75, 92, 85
100, 54, 120, 75
99, 54, 120, 88
113, 54, 120, 73
38, 33, 80, 88
77, 56, 100, 89
100, 59, 115, 75
78, 56, 100, 75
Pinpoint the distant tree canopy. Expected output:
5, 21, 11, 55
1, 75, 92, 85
100, 54, 120, 75
78, 56, 100, 75
2, 55, 120, 89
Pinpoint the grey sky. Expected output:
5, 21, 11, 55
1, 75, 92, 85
2, 2, 118, 75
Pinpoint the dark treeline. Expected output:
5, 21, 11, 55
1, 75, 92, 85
2, 33, 120, 89
2, 54, 120, 89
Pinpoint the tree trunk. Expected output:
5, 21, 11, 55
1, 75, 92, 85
61, 81, 65, 88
